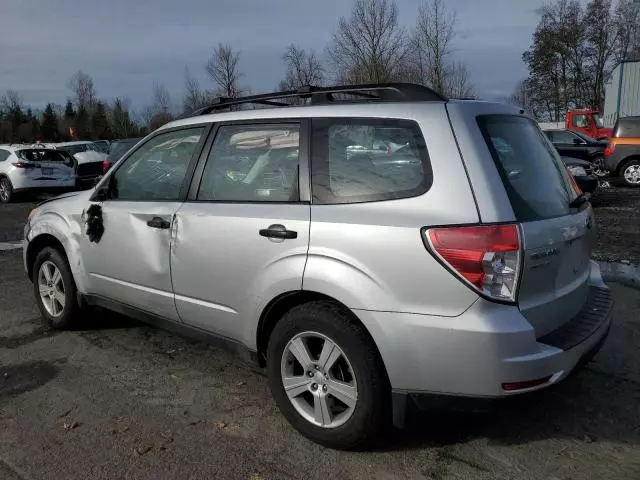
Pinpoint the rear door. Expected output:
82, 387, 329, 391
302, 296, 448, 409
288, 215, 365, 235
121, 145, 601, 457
170, 120, 310, 342
478, 116, 594, 337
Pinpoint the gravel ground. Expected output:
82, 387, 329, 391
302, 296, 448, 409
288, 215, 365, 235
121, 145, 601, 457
590, 186, 640, 265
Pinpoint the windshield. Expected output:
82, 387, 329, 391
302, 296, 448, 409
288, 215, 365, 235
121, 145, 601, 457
593, 115, 604, 128
478, 115, 577, 222
91, 142, 108, 153
60, 144, 88, 155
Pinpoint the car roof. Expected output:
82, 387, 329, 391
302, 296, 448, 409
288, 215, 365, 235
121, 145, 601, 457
161, 99, 519, 132
55, 141, 93, 146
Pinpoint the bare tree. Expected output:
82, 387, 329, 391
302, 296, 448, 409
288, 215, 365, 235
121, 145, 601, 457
614, 0, 640, 61
279, 44, 325, 90
68, 70, 97, 109
206, 43, 244, 99
151, 82, 172, 115
183, 66, 208, 113
0, 89, 22, 112
146, 82, 173, 130
410, 0, 474, 97
326, 0, 409, 84
445, 62, 475, 98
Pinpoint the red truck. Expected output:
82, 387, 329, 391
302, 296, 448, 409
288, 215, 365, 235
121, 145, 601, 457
538, 109, 613, 140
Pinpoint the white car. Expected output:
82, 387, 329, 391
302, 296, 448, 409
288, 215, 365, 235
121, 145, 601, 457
0, 145, 76, 203
54, 141, 107, 188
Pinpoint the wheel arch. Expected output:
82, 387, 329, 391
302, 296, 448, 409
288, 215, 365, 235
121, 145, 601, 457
255, 290, 387, 377
615, 155, 640, 176
26, 233, 68, 280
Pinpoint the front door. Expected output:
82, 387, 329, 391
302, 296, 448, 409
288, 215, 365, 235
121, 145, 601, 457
171, 121, 310, 343
81, 126, 208, 320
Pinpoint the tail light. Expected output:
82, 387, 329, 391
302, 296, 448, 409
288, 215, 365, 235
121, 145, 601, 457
102, 159, 111, 173
566, 166, 583, 195
604, 143, 615, 157
424, 224, 521, 303
386, 145, 392, 155
12, 162, 34, 169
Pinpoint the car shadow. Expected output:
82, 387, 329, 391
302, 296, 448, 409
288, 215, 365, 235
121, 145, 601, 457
374, 362, 640, 452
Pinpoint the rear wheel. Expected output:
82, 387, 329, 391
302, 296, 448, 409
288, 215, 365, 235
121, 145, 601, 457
266, 301, 390, 450
621, 159, 640, 187
33, 247, 79, 329
0, 177, 13, 203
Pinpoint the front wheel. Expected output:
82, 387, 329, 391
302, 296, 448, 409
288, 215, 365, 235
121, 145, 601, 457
267, 301, 390, 450
621, 159, 640, 187
33, 247, 80, 329
0, 177, 13, 203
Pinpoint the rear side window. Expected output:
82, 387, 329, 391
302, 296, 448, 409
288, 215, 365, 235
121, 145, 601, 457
478, 115, 576, 222
613, 117, 640, 138
311, 118, 431, 204
0, 149, 9, 162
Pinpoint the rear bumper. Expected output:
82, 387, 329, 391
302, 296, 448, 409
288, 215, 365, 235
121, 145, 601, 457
355, 261, 613, 397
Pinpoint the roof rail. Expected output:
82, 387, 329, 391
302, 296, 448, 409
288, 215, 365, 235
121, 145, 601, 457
183, 83, 447, 118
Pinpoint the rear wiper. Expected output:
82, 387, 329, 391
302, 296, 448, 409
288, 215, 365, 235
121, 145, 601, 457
569, 193, 589, 209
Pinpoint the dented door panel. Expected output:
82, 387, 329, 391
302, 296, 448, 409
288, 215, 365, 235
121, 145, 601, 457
80, 200, 181, 320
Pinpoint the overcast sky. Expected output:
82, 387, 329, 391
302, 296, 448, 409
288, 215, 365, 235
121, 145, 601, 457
1, 0, 548, 112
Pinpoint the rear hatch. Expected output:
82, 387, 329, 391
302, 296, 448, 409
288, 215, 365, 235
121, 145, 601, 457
477, 115, 594, 337
15, 149, 76, 182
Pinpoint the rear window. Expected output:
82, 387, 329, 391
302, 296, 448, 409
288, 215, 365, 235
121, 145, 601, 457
311, 118, 431, 204
478, 115, 576, 222
17, 149, 74, 166
613, 117, 640, 138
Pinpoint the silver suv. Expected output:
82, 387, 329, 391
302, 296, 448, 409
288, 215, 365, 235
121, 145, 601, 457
23, 84, 613, 449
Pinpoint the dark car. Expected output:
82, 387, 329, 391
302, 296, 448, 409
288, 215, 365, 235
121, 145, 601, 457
602, 116, 640, 187
544, 129, 607, 176
104, 138, 142, 172
562, 156, 598, 194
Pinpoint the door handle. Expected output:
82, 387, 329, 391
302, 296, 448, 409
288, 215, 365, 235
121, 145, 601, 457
259, 224, 297, 239
147, 216, 171, 229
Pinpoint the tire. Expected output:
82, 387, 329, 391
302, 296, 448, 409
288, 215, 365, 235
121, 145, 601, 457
620, 158, 640, 187
0, 177, 13, 203
32, 247, 79, 330
266, 300, 390, 450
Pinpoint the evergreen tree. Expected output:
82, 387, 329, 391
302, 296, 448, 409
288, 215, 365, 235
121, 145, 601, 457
64, 99, 75, 120
91, 101, 112, 139
41, 103, 59, 142
74, 105, 90, 139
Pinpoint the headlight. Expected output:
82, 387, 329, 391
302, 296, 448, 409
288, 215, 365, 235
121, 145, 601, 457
568, 165, 587, 177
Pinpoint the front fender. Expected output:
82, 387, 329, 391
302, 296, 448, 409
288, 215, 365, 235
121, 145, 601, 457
26, 210, 88, 293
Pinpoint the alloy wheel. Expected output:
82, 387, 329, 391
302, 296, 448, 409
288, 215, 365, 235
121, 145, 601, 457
280, 331, 358, 428
623, 164, 640, 185
38, 261, 66, 317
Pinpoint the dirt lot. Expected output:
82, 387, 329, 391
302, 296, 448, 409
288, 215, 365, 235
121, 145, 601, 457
590, 186, 640, 265
1, 187, 640, 479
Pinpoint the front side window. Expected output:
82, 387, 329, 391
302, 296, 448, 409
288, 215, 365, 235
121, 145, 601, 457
573, 114, 589, 128
197, 123, 300, 202
311, 118, 431, 204
110, 127, 204, 201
